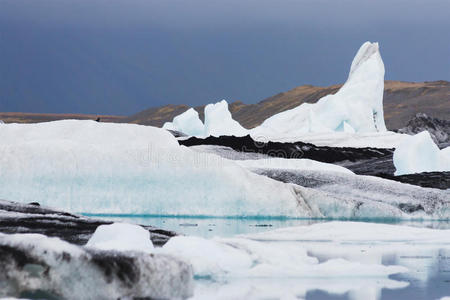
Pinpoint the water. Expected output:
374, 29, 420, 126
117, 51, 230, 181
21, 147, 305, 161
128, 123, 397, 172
88, 215, 450, 300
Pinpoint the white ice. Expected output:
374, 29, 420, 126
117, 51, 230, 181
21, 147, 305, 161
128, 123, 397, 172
86, 222, 154, 253
0, 120, 309, 217
176, 221, 450, 300
203, 100, 248, 137
0, 120, 447, 219
163, 108, 204, 137
252, 41, 386, 137
161, 42, 408, 148
163, 100, 248, 138
156, 221, 450, 300
0, 232, 193, 299
161, 235, 406, 279
394, 130, 450, 175
236, 157, 354, 174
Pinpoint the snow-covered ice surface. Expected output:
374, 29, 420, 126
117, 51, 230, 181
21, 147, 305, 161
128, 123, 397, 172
86, 222, 154, 252
0, 120, 447, 219
0, 232, 193, 300
394, 131, 450, 175
236, 157, 354, 174
257, 130, 409, 148
0, 120, 314, 217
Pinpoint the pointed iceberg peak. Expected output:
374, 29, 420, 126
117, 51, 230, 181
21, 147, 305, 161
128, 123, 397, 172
253, 41, 387, 137
348, 41, 382, 79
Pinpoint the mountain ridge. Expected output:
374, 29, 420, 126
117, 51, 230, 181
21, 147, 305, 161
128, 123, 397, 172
1, 80, 449, 130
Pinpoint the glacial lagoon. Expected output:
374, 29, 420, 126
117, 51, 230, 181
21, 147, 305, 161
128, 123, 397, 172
88, 215, 450, 300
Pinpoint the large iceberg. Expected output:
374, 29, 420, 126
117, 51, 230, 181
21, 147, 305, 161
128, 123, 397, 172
252, 41, 386, 137
0, 120, 448, 219
394, 131, 450, 175
0, 120, 311, 217
164, 42, 387, 139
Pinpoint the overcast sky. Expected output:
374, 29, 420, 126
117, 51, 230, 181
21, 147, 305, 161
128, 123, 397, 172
0, 0, 449, 115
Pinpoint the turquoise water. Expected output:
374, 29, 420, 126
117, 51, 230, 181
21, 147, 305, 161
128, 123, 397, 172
88, 215, 450, 300
86, 214, 450, 238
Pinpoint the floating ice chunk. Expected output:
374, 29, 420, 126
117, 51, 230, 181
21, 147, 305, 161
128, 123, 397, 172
86, 223, 154, 253
161, 234, 407, 279
244, 221, 450, 244
252, 42, 386, 137
237, 158, 354, 174
394, 131, 450, 175
204, 100, 248, 137
0, 232, 193, 299
163, 108, 205, 137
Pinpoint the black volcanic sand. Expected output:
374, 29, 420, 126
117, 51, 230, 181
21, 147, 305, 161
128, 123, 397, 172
179, 135, 450, 190
0, 200, 176, 246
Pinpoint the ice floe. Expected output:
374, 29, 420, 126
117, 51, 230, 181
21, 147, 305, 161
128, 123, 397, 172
163, 108, 204, 137
0, 232, 193, 299
394, 131, 450, 175
86, 222, 154, 253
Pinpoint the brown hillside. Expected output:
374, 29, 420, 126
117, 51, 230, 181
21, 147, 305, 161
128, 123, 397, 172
126, 80, 450, 130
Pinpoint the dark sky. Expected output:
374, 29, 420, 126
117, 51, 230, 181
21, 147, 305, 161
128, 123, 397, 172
0, 0, 449, 115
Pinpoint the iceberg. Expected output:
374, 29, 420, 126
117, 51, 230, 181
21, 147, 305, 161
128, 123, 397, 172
0, 232, 194, 299
163, 42, 390, 141
394, 131, 450, 175
86, 223, 155, 253
252, 41, 386, 137
163, 108, 205, 137
0, 120, 310, 217
164, 100, 248, 137
204, 100, 248, 137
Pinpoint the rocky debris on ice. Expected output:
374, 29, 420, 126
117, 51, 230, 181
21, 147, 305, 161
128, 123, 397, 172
375, 171, 450, 190
253, 168, 450, 218
180, 135, 393, 164
394, 131, 450, 175
0, 232, 193, 300
182, 135, 450, 189
0, 199, 176, 246
236, 157, 354, 175
398, 113, 450, 147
